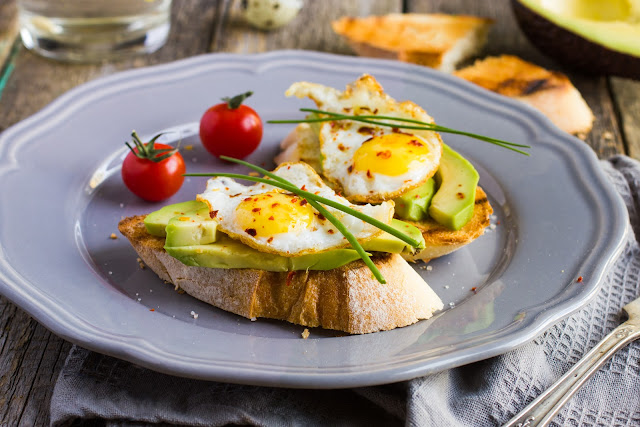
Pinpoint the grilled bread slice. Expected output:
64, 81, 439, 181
332, 13, 493, 72
454, 55, 594, 135
119, 215, 443, 334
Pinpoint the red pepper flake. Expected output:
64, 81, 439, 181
225, 187, 229, 191
328, 229, 335, 234
456, 192, 465, 199
245, 228, 257, 236
471, 287, 478, 293
286, 271, 296, 286
376, 150, 392, 159
577, 276, 583, 283
268, 216, 275, 221
150, 308, 155, 312
290, 197, 298, 203
347, 165, 354, 173
271, 202, 280, 208
301, 185, 307, 191
267, 237, 274, 243
209, 210, 218, 219
373, 108, 378, 114
366, 170, 373, 179
337, 143, 347, 152
300, 199, 308, 206
244, 197, 253, 202
408, 139, 423, 147
317, 213, 326, 221
497, 220, 501, 225
252, 207, 261, 212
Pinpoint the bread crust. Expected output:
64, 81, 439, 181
118, 215, 443, 334
454, 55, 594, 135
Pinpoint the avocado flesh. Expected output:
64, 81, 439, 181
393, 179, 436, 222
428, 144, 479, 231
362, 219, 425, 253
518, 0, 640, 55
165, 234, 363, 271
144, 200, 208, 237
514, 0, 640, 78
165, 207, 218, 247
165, 219, 422, 271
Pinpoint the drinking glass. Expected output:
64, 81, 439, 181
18, 0, 172, 62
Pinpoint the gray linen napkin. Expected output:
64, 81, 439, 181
50, 156, 640, 427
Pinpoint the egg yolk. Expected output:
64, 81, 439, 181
352, 133, 431, 176
235, 192, 315, 238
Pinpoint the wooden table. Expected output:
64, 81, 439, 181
1, 0, 638, 424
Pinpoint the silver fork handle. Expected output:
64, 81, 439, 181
503, 319, 640, 427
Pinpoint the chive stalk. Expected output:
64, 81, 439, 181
268, 108, 530, 155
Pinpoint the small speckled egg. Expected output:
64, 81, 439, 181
242, 0, 303, 30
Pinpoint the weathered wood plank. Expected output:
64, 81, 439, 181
0, 0, 217, 132
407, 0, 625, 158
610, 77, 640, 160
212, 0, 402, 53
0, 0, 19, 71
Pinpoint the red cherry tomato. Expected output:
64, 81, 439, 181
122, 132, 186, 202
199, 91, 263, 159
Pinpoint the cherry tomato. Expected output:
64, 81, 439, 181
199, 91, 263, 159
122, 132, 186, 202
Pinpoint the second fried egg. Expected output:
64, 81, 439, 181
286, 75, 442, 203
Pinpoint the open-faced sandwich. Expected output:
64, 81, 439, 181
120, 75, 507, 335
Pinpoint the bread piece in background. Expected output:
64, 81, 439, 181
454, 55, 594, 136
332, 14, 493, 73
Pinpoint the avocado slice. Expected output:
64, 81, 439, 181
165, 207, 218, 247
144, 200, 208, 237
513, 0, 640, 79
428, 144, 479, 230
165, 234, 363, 271
362, 219, 425, 253
393, 179, 436, 222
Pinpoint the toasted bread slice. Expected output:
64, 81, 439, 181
118, 215, 443, 334
454, 55, 594, 135
403, 187, 492, 262
332, 13, 493, 72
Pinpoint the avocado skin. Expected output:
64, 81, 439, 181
394, 179, 436, 222
512, 0, 640, 79
144, 200, 208, 237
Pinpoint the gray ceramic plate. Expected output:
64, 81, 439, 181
0, 51, 628, 388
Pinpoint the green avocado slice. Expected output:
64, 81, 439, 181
144, 200, 208, 237
165, 234, 363, 271
165, 207, 218, 247
393, 179, 436, 222
428, 144, 479, 230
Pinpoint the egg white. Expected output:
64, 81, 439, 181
196, 162, 395, 256
285, 74, 443, 203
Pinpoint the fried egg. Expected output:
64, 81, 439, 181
196, 162, 395, 256
285, 75, 442, 203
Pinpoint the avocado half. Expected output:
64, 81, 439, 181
512, 0, 640, 79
